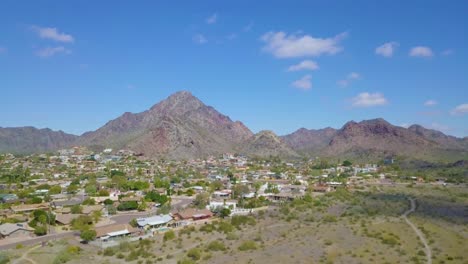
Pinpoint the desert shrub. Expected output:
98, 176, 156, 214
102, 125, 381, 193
178, 226, 196, 236
231, 215, 256, 229
199, 223, 215, 233
238, 240, 257, 251
53, 252, 71, 264
119, 241, 132, 252
177, 259, 196, 264
206, 241, 226, 251
126, 250, 139, 261
103, 247, 115, 256
217, 221, 234, 234
186, 248, 201, 261
226, 232, 238, 240
116, 253, 125, 259
164, 230, 176, 241
322, 215, 337, 223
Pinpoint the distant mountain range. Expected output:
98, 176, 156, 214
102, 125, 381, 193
1, 91, 467, 162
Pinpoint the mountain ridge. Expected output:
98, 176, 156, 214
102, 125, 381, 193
1, 91, 467, 161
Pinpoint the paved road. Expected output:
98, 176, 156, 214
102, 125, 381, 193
0, 212, 152, 251
0, 231, 77, 251
402, 197, 432, 264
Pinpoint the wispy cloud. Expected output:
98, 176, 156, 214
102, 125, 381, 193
31, 26, 74, 43
351, 92, 388, 107
193, 34, 207, 44
261, 31, 347, 58
441, 49, 454, 56
206, 13, 218, 24
243, 22, 254, 32
430, 122, 450, 133
291, 74, 312, 90
226, 33, 237, 40
409, 46, 433, 57
424, 100, 438, 106
451, 103, 468, 115
338, 72, 361, 87
36, 46, 71, 58
287, 60, 319, 72
375, 42, 399, 57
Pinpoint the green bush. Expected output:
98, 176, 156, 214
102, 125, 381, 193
103, 247, 115, 256
238, 240, 257, 251
163, 230, 175, 242
206, 241, 225, 251
186, 248, 201, 261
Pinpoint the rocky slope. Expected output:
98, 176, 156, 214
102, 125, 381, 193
1, 92, 467, 161
242, 130, 299, 158
0, 127, 78, 154
79, 91, 253, 159
281, 127, 337, 155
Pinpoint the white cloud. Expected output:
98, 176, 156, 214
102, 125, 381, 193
287, 60, 319, 72
338, 72, 361, 87
32, 26, 74, 43
424, 100, 438, 106
375, 42, 399, 57
206, 13, 218, 24
409, 46, 433, 57
261, 31, 347, 58
291, 74, 312, 90
451, 103, 468, 115
351, 92, 388, 107
36, 46, 71, 57
193, 34, 207, 44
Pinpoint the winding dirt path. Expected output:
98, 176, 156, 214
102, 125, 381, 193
13, 244, 40, 264
402, 197, 432, 264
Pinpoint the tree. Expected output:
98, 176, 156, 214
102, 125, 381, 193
106, 205, 117, 215
342, 160, 353, 167
193, 193, 210, 209
85, 185, 97, 195
92, 210, 102, 223
220, 208, 231, 218
129, 218, 138, 228
80, 229, 96, 243
233, 184, 251, 199
138, 199, 147, 211
48, 185, 62, 195
98, 189, 110, 196
34, 225, 47, 236
71, 215, 93, 231
117, 201, 138, 211
144, 191, 169, 204
103, 199, 114, 205
82, 198, 96, 205
71, 205, 83, 214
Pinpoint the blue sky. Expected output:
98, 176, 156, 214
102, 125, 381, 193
1, 0, 467, 137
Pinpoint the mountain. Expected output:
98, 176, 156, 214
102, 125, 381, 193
407, 124, 468, 149
0, 127, 78, 154
281, 127, 337, 155
1, 91, 467, 162
79, 91, 254, 159
242, 130, 299, 158
282, 118, 468, 162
